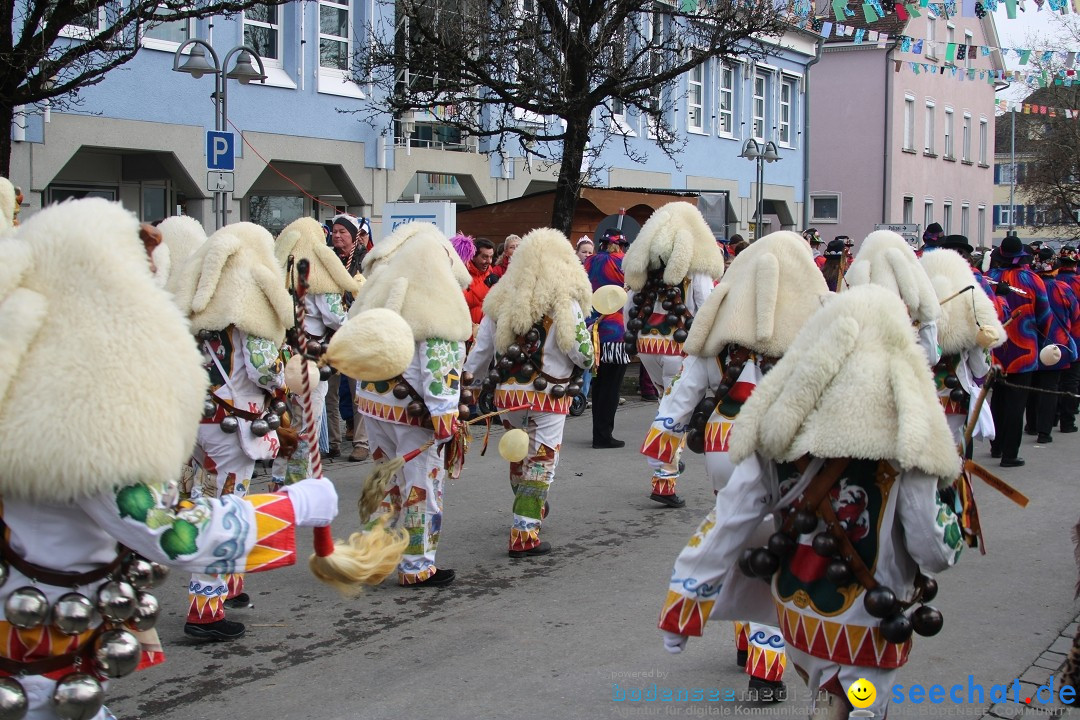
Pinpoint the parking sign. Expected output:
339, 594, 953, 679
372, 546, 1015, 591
206, 131, 235, 171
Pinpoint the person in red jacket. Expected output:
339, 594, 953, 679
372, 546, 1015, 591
464, 237, 498, 330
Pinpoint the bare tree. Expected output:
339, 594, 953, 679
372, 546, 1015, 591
362, 0, 787, 233
1, 0, 288, 176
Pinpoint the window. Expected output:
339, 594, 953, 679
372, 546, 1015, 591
999, 163, 1015, 184
779, 77, 796, 147
946, 23, 954, 49
687, 59, 704, 133
248, 195, 304, 236
927, 16, 937, 60
979, 118, 988, 164
924, 199, 934, 229
142, 5, 193, 49
943, 202, 953, 233
753, 72, 767, 142
944, 107, 954, 158
319, 0, 350, 72
961, 203, 969, 237
810, 193, 840, 223
903, 196, 914, 224
978, 206, 986, 245
964, 30, 974, 69
924, 101, 936, 154
998, 205, 1012, 226
244, 5, 281, 65
962, 113, 971, 161
903, 95, 915, 151
718, 64, 735, 136
59, 4, 106, 39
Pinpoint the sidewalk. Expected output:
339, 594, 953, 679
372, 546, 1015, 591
980, 613, 1078, 719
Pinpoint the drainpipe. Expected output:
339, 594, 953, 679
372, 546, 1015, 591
802, 36, 824, 229
882, 41, 896, 224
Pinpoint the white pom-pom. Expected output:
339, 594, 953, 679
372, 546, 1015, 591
1040, 344, 1062, 367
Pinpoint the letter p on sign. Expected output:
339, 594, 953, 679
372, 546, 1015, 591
206, 131, 235, 171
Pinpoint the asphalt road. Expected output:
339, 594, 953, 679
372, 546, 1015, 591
108, 400, 1080, 720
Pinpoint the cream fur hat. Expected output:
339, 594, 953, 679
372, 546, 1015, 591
482, 227, 593, 354
729, 285, 960, 481
0, 198, 207, 502
276, 217, 359, 296
167, 221, 294, 345
0, 178, 16, 234
919, 249, 1005, 354
351, 222, 471, 342
844, 230, 940, 326
683, 231, 829, 359
156, 215, 208, 288
622, 202, 725, 291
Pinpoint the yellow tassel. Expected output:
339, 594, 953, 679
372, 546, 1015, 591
308, 517, 409, 595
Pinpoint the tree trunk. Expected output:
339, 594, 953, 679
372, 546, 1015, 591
0, 99, 13, 179
550, 113, 590, 237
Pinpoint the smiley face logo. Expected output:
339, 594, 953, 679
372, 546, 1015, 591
847, 678, 876, 709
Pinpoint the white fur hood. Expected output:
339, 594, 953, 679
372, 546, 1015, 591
622, 202, 725, 291
275, 217, 359, 296
482, 227, 593, 353
844, 230, 940, 326
0, 178, 16, 234
167, 221, 295, 345
683, 231, 829, 359
0, 198, 208, 501
729, 285, 960, 482
920, 249, 1005, 355
156, 215, 208, 288
350, 222, 472, 342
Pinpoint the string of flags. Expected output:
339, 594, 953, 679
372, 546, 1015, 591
788, 0, 1078, 31
995, 98, 1080, 117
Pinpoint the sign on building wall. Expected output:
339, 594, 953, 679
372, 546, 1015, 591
382, 202, 457, 241
875, 223, 921, 247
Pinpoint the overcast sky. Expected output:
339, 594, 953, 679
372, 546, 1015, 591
992, 6, 1078, 100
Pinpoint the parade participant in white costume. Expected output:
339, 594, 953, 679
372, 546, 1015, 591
844, 230, 942, 365
154, 215, 208, 289
272, 217, 360, 486
0, 199, 340, 720
350, 223, 472, 586
622, 202, 724, 507
660, 286, 966, 720
0, 177, 21, 233
464, 228, 594, 557
167, 221, 295, 640
645, 231, 828, 700
919, 248, 1005, 447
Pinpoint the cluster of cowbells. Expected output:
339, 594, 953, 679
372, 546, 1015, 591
624, 271, 694, 354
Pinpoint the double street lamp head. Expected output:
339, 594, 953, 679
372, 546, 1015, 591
227, 51, 265, 84
174, 42, 215, 79
741, 139, 781, 163
172, 40, 267, 83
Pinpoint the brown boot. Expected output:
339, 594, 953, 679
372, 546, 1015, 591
349, 445, 369, 462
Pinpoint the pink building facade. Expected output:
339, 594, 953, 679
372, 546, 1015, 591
809, 10, 1005, 249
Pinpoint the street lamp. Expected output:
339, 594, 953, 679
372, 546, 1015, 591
173, 39, 267, 229
740, 138, 781, 240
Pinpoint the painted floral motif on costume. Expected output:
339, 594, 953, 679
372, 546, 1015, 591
425, 339, 465, 396
325, 292, 346, 323
246, 334, 284, 388
573, 314, 595, 368
686, 510, 716, 548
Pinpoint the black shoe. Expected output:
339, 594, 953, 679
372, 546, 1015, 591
592, 438, 626, 449
224, 593, 252, 610
747, 677, 787, 704
1037, 433, 1053, 444
1000, 457, 1026, 468
184, 619, 246, 641
509, 541, 552, 558
1024, 426, 1037, 436
990, 446, 1002, 459
408, 568, 456, 587
1061, 425, 1078, 434
735, 649, 748, 668
650, 493, 686, 508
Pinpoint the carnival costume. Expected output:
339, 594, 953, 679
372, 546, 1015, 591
659, 286, 966, 719
845, 230, 942, 366
918, 249, 1005, 448
0, 178, 20, 233
647, 231, 828, 699
622, 203, 724, 504
272, 217, 361, 485
1026, 251, 1079, 443
350, 223, 472, 586
464, 229, 595, 557
167, 221, 295, 638
154, 215, 208, 289
0, 199, 339, 719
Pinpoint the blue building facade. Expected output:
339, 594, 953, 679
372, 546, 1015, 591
9, 2, 819, 238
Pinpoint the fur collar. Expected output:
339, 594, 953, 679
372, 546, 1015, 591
844, 230, 940, 326
351, 223, 472, 342
156, 215, 207, 289
622, 202, 725, 291
0, 178, 15, 234
920, 249, 1005, 354
276, 217, 359, 296
0, 198, 207, 502
167, 222, 294, 345
684, 231, 829, 358
482, 228, 593, 353
729, 285, 960, 482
